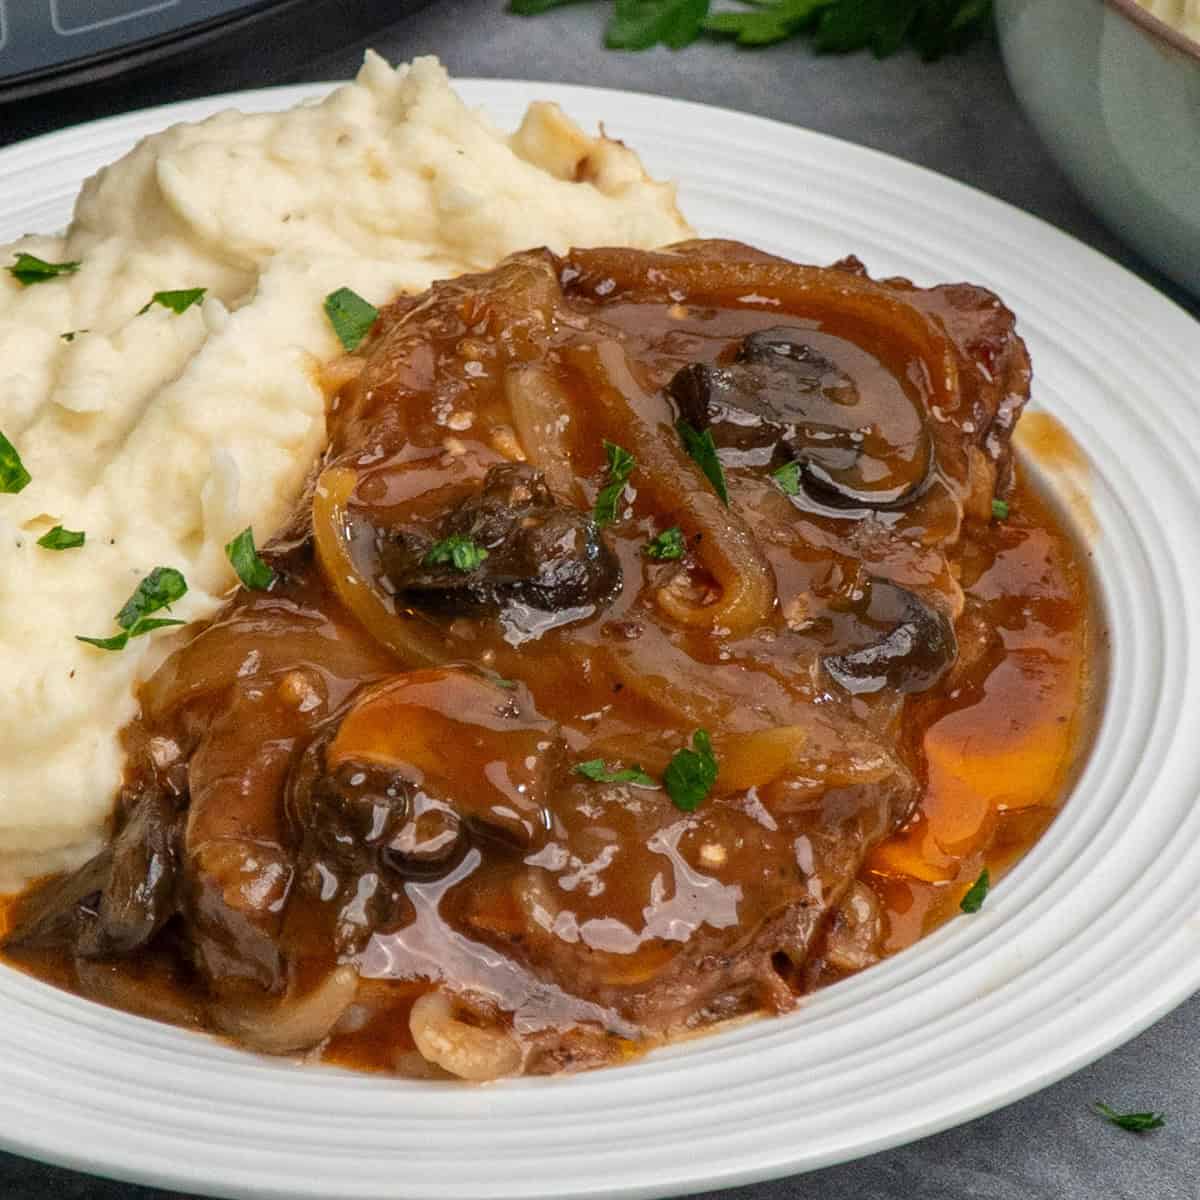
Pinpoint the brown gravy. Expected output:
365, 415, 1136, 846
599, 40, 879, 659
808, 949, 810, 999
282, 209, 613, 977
0, 241, 1099, 1078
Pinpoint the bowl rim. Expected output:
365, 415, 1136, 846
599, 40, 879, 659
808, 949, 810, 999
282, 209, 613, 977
1106, 0, 1200, 62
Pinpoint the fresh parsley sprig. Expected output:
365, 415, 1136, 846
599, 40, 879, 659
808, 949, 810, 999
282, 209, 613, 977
7, 253, 80, 287
0, 431, 31, 494
594, 441, 637, 527
573, 759, 659, 788
1093, 1102, 1166, 1133
644, 525, 686, 560
37, 525, 85, 551
771, 461, 803, 497
664, 729, 718, 811
510, 0, 992, 57
324, 287, 379, 352
225, 527, 275, 591
959, 867, 990, 913
77, 566, 188, 652
139, 288, 206, 316
424, 534, 490, 572
677, 420, 729, 506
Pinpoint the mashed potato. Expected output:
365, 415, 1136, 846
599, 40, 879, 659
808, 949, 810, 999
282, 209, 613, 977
1136, 0, 1200, 40
0, 54, 691, 890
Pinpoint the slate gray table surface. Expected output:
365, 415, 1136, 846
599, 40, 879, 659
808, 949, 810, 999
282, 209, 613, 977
1, 4, 1197, 1198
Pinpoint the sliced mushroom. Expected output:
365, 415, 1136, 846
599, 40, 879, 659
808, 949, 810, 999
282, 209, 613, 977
369, 464, 621, 636
4, 788, 181, 960
667, 326, 932, 510
823, 579, 957, 696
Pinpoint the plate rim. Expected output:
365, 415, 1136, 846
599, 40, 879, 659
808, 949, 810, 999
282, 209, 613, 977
0, 74, 1198, 1200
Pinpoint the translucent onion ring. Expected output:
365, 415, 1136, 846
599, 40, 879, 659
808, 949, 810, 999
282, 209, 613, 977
311, 465, 449, 668
565, 244, 963, 423
569, 339, 777, 638
504, 366, 580, 503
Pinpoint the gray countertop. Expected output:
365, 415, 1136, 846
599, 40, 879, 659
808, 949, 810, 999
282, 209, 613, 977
1, 3, 1197, 1198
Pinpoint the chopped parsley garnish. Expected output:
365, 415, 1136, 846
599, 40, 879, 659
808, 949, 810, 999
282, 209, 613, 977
1093, 1103, 1166, 1133
60, 330, 88, 342
37, 525, 85, 551
139, 287, 206, 316
992, 498, 1010, 521
7, 253, 81, 287
225, 527, 275, 591
960, 868, 990, 913
78, 566, 188, 652
424, 534, 489, 572
77, 617, 185, 653
664, 729, 718, 811
511, 0, 991, 58
573, 759, 658, 788
771, 461, 804, 497
594, 440, 636, 527
0, 431, 31, 494
677, 420, 729, 506
324, 287, 379, 352
644, 525, 685, 561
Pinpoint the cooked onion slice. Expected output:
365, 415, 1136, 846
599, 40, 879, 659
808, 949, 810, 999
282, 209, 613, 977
570, 340, 777, 638
505, 366, 580, 503
567, 244, 963, 425
312, 466, 448, 667
209, 965, 360, 1055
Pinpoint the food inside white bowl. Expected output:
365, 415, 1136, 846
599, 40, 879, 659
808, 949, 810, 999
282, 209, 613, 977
1135, 0, 1200, 40
0, 58, 1101, 1082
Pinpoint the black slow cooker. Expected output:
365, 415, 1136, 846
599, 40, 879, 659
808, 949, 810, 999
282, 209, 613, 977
0, 0, 422, 104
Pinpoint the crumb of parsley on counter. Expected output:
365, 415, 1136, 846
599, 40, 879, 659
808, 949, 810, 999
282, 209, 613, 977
1093, 1102, 1166, 1133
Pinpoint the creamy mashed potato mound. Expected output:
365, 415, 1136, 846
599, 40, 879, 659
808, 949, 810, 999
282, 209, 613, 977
0, 54, 691, 890
1136, 0, 1200, 40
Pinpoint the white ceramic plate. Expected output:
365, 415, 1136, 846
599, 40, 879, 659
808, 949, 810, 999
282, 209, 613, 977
1, 79, 1199, 1200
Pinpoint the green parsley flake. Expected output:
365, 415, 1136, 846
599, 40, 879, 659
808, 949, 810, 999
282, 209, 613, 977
60, 330, 89, 343
324, 287, 379, 352
139, 288, 206, 316
771, 461, 804, 497
992, 498, 1010, 521
594, 441, 636, 528
225, 527, 275, 591
8, 253, 81, 287
0, 431, 31, 494
677, 420, 729, 506
77, 617, 185, 653
573, 759, 658, 788
37, 525, 85, 551
1093, 1103, 1166, 1133
644, 526, 685, 561
424, 534, 489, 572
664, 729, 718, 811
78, 566, 189, 651
959, 868, 990, 913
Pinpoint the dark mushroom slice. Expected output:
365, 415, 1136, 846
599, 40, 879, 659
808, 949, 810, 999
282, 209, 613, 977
667, 326, 933, 510
374, 463, 622, 636
823, 579, 957, 696
4, 787, 181, 959
284, 669, 562, 954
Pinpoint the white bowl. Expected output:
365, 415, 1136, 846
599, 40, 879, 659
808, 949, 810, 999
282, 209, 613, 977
996, 0, 1200, 295
1, 80, 1200, 1200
